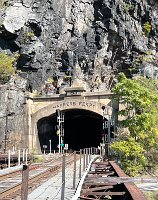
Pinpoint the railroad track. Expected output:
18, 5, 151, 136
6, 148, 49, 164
0, 153, 78, 200
79, 159, 147, 200
0, 154, 62, 181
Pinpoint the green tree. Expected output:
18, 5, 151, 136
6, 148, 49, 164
111, 73, 158, 175
0, 53, 16, 83
111, 138, 146, 176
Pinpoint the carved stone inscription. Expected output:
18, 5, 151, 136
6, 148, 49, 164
52, 101, 99, 111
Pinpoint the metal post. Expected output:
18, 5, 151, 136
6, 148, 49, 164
8, 149, 10, 168
18, 150, 21, 165
60, 112, 64, 154
58, 123, 61, 154
105, 143, 108, 157
21, 165, 29, 200
60, 136, 63, 154
79, 149, 82, 178
25, 149, 28, 165
104, 120, 110, 157
12, 146, 15, 154
100, 143, 103, 159
88, 148, 89, 163
83, 149, 85, 171
113, 115, 116, 141
56, 109, 61, 154
73, 151, 76, 189
57, 110, 64, 154
61, 154, 65, 200
4, 88, 10, 154
86, 148, 88, 167
49, 140, 51, 154
102, 106, 105, 159
108, 120, 111, 155
23, 149, 25, 163
4, 116, 8, 153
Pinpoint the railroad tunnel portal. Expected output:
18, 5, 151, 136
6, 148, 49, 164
37, 109, 111, 152
27, 91, 117, 153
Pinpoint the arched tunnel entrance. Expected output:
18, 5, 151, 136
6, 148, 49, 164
37, 109, 113, 152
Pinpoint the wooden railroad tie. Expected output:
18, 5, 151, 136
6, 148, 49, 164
79, 191, 126, 199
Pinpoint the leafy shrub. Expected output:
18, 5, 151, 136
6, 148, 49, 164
25, 32, 35, 38
143, 22, 152, 37
122, 3, 135, 12
24, 32, 35, 43
0, 53, 16, 83
111, 138, 146, 176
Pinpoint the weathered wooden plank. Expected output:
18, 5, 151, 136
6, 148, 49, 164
85, 177, 158, 184
93, 162, 109, 165
83, 182, 118, 186
82, 185, 113, 192
82, 191, 126, 196
79, 196, 97, 200
94, 167, 111, 169
87, 173, 114, 177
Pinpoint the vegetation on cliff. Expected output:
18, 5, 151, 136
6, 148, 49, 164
0, 0, 9, 9
111, 73, 158, 176
0, 53, 17, 83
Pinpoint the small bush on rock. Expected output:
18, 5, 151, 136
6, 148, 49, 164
143, 22, 152, 37
0, 53, 16, 83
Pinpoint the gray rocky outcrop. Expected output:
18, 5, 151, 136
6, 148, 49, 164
3, 3, 32, 34
0, 81, 27, 151
0, 0, 158, 92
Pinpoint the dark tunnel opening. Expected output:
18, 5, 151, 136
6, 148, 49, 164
37, 109, 112, 152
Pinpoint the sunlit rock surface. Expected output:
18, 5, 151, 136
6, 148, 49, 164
0, 0, 157, 91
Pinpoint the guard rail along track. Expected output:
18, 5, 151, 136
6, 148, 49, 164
78, 159, 147, 200
0, 154, 32, 169
0, 153, 77, 200
0, 153, 63, 181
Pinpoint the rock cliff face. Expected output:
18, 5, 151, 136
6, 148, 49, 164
0, 0, 158, 92
0, 84, 26, 150
0, 0, 158, 149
